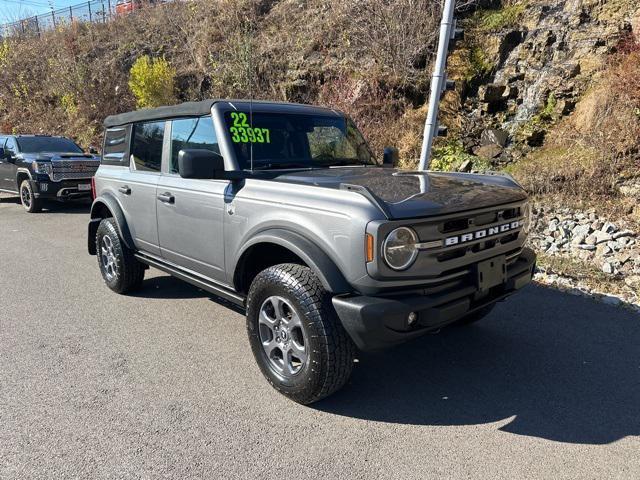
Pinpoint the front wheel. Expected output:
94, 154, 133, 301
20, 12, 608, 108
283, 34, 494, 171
246, 264, 355, 404
20, 180, 42, 213
95, 218, 145, 294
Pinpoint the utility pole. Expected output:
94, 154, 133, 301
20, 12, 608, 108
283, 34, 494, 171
418, 0, 462, 170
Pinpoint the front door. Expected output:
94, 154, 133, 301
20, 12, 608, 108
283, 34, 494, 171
0, 137, 18, 192
156, 116, 228, 284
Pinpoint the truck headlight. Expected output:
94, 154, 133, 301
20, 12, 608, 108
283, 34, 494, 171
32, 161, 53, 176
383, 227, 419, 271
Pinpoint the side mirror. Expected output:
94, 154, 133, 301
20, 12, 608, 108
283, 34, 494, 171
89, 146, 99, 155
383, 147, 399, 168
178, 149, 225, 179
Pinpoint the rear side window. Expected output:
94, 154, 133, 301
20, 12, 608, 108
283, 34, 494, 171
131, 121, 165, 172
169, 116, 219, 174
102, 126, 131, 165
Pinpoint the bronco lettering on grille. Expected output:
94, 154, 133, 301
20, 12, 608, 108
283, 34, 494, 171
444, 220, 523, 247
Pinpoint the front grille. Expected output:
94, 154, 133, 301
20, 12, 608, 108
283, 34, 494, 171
50, 160, 99, 182
408, 202, 527, 273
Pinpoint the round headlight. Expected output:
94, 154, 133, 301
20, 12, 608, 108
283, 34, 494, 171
383, 227, 419, 271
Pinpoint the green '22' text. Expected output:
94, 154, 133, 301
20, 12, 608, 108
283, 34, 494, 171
229, 112, 271, 144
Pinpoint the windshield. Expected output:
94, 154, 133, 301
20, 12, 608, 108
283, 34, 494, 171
16, 137, 83, 154
224, 111, 377, 170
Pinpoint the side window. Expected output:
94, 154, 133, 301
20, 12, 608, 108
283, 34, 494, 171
131, 121, 165, 172
169, 116, 219, 174
4, 138, 17, 156
102, 126, 131, 165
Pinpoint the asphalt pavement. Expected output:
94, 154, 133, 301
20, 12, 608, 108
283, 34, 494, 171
1, 193, 639, 479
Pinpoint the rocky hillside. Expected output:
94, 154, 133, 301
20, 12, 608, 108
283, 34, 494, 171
0, 0, 638, 302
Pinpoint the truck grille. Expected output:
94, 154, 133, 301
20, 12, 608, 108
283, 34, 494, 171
379, 202, 528, 280
427, 205, 526, 261
50, 160, 100, 182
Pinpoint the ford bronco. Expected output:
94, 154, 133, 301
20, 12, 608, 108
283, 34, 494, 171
0, 134, 99, 212
88, 100, 536, 404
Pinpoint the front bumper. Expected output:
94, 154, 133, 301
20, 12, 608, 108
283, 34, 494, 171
31, 178, 92, 200
332, 248, 536, 351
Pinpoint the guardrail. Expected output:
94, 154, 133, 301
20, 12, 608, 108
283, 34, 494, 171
0, 0, 154, 39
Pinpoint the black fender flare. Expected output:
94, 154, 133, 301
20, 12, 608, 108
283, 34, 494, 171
88, 193, 134, 255
233, 229, 352, 294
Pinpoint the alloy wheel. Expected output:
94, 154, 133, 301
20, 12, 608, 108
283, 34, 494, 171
100, 235, 118, 281
21, 185, 31, 209
258, 296, 308, 377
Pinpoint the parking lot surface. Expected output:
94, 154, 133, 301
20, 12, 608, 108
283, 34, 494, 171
1, 193, 639, 479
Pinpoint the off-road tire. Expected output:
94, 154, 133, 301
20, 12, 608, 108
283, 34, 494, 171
246, 264, 356, 404
457, 304, 496, 326
20, 179, 42, 213
95, 218, 145, 294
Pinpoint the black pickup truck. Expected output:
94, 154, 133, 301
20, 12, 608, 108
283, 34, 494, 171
0, 134, 99, 212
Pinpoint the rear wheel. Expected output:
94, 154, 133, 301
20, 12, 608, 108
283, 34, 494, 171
246, 264, 355, 404
95, 218, 145, 294
20, 180, 42, 213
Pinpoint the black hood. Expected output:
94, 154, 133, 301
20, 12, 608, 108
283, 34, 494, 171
28, 152, 98, 161
271, 167, 527, 219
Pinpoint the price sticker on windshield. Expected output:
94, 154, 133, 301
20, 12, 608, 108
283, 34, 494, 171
229, 112, 271, 144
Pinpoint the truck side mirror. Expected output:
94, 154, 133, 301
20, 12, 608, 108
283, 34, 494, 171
383, 147, 399, 168
178, 149, 225, 179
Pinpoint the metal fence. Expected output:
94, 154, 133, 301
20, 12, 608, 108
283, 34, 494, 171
0, 0, 145, 39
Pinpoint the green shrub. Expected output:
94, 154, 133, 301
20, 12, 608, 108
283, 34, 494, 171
476, 2, 528, 32
430, 140, 485, 172
60, 92, 78, 117
463, 46, 496, 84
128, 56, 176, 109
0, 40, 9, 67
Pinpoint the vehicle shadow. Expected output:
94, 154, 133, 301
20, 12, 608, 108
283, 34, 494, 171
0, 195, 90, 214
132, 274, 245, 314
315, 284, 640, 445
42, 200, 91, 214
0, 194, 20, 204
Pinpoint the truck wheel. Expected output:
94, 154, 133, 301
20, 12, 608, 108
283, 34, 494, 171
95, 218, 145, 294
457, 304, 496, 326
20, 180, 42, 213
246, 264, 355, 404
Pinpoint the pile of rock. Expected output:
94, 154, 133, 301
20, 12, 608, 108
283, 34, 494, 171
530, 206, 640, 277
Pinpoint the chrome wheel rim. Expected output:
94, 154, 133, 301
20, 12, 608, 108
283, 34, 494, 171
258, 296, 308, 377
100, 235, 118, 281
21, 185, 31, 209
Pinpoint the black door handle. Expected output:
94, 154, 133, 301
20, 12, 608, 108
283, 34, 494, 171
157, 192, 175, 204
118, 185, 131, 195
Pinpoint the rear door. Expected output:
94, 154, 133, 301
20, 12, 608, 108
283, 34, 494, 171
156, 116, 229, 283
117, 121, 165, 256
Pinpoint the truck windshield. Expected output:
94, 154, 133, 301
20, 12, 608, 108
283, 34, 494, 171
16, 137, 83, 154
224, 111, 377, 170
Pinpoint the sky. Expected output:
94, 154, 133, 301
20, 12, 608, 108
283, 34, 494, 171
0, 0, 81, 24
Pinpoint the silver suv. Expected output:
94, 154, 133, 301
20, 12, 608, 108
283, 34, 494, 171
88, 100, 536, 404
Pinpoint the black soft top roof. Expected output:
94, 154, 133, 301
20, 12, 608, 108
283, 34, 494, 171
103, 99, 342, 128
